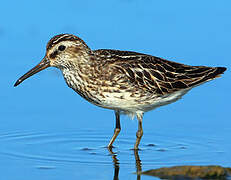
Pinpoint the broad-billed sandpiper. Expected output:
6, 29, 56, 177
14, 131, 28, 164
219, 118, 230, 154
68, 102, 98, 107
14, 34, 226, 149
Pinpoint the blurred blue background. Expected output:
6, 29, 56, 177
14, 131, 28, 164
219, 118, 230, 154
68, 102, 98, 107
0, 0, 230, 180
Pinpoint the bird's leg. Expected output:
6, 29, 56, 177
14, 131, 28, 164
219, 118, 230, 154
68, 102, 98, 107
134, 113, 143, 150
108, 110, 121, 149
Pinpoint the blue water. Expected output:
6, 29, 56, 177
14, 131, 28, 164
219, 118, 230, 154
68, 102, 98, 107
1, 0, 231, 180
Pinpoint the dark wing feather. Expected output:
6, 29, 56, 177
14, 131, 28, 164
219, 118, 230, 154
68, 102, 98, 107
94, 49, 226, 95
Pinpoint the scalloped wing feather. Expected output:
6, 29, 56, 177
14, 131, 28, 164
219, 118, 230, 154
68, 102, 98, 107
94, 49, 226, 96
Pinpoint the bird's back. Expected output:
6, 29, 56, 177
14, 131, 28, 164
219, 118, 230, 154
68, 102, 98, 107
92, 49, 226, 113
94, 49, 226, 95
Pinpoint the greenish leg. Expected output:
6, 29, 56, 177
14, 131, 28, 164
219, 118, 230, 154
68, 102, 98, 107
134, 113, 143, 150
108, 110, 121, 148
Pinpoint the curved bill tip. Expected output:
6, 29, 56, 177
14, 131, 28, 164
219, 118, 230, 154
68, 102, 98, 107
14, 79, 22, 87
14, 58, 50, 87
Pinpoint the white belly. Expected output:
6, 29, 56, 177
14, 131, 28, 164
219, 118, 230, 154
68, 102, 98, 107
96, 88, 192, 114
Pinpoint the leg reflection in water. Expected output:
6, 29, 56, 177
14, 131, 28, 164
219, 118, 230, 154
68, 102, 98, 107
109, 148, 120, 180
108, 147, 142, 180
134, 150, 142, 180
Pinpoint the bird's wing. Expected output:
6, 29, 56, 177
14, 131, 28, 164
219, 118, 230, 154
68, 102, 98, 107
94, 49, 226, 95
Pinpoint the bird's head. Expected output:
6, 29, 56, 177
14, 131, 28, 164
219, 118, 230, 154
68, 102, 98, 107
14, 34, 91, 87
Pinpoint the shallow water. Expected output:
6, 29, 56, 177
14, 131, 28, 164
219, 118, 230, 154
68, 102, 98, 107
0, 126, 230, 180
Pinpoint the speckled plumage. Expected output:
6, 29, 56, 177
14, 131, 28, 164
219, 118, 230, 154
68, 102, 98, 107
14, 34, 227, 149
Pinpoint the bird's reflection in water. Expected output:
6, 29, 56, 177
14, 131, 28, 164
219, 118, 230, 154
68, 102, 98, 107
108, 148, 142, 180
134, 150, 142, 180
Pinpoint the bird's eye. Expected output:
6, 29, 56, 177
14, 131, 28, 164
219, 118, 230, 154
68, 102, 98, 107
58, 45, 66, 51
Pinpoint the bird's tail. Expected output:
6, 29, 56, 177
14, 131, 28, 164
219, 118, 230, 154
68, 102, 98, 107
212, 67, 227, 78
186, 66, 227, 87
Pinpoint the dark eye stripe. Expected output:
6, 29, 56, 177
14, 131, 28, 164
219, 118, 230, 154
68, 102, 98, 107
49, 50, 58, 59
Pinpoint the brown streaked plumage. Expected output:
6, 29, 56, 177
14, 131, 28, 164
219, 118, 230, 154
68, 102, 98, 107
14, 34, 227, 149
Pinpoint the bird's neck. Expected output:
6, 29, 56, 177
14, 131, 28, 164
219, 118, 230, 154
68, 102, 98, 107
60, 55, 96, 91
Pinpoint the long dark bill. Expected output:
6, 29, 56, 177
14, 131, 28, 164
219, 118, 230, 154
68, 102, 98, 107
14, 57, 50, 87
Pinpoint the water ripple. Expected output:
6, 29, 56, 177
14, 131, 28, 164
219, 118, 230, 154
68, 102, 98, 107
0, 130, 221, 166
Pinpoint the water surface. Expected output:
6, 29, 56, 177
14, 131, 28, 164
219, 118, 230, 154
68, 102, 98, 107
0, 126, 230, 180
